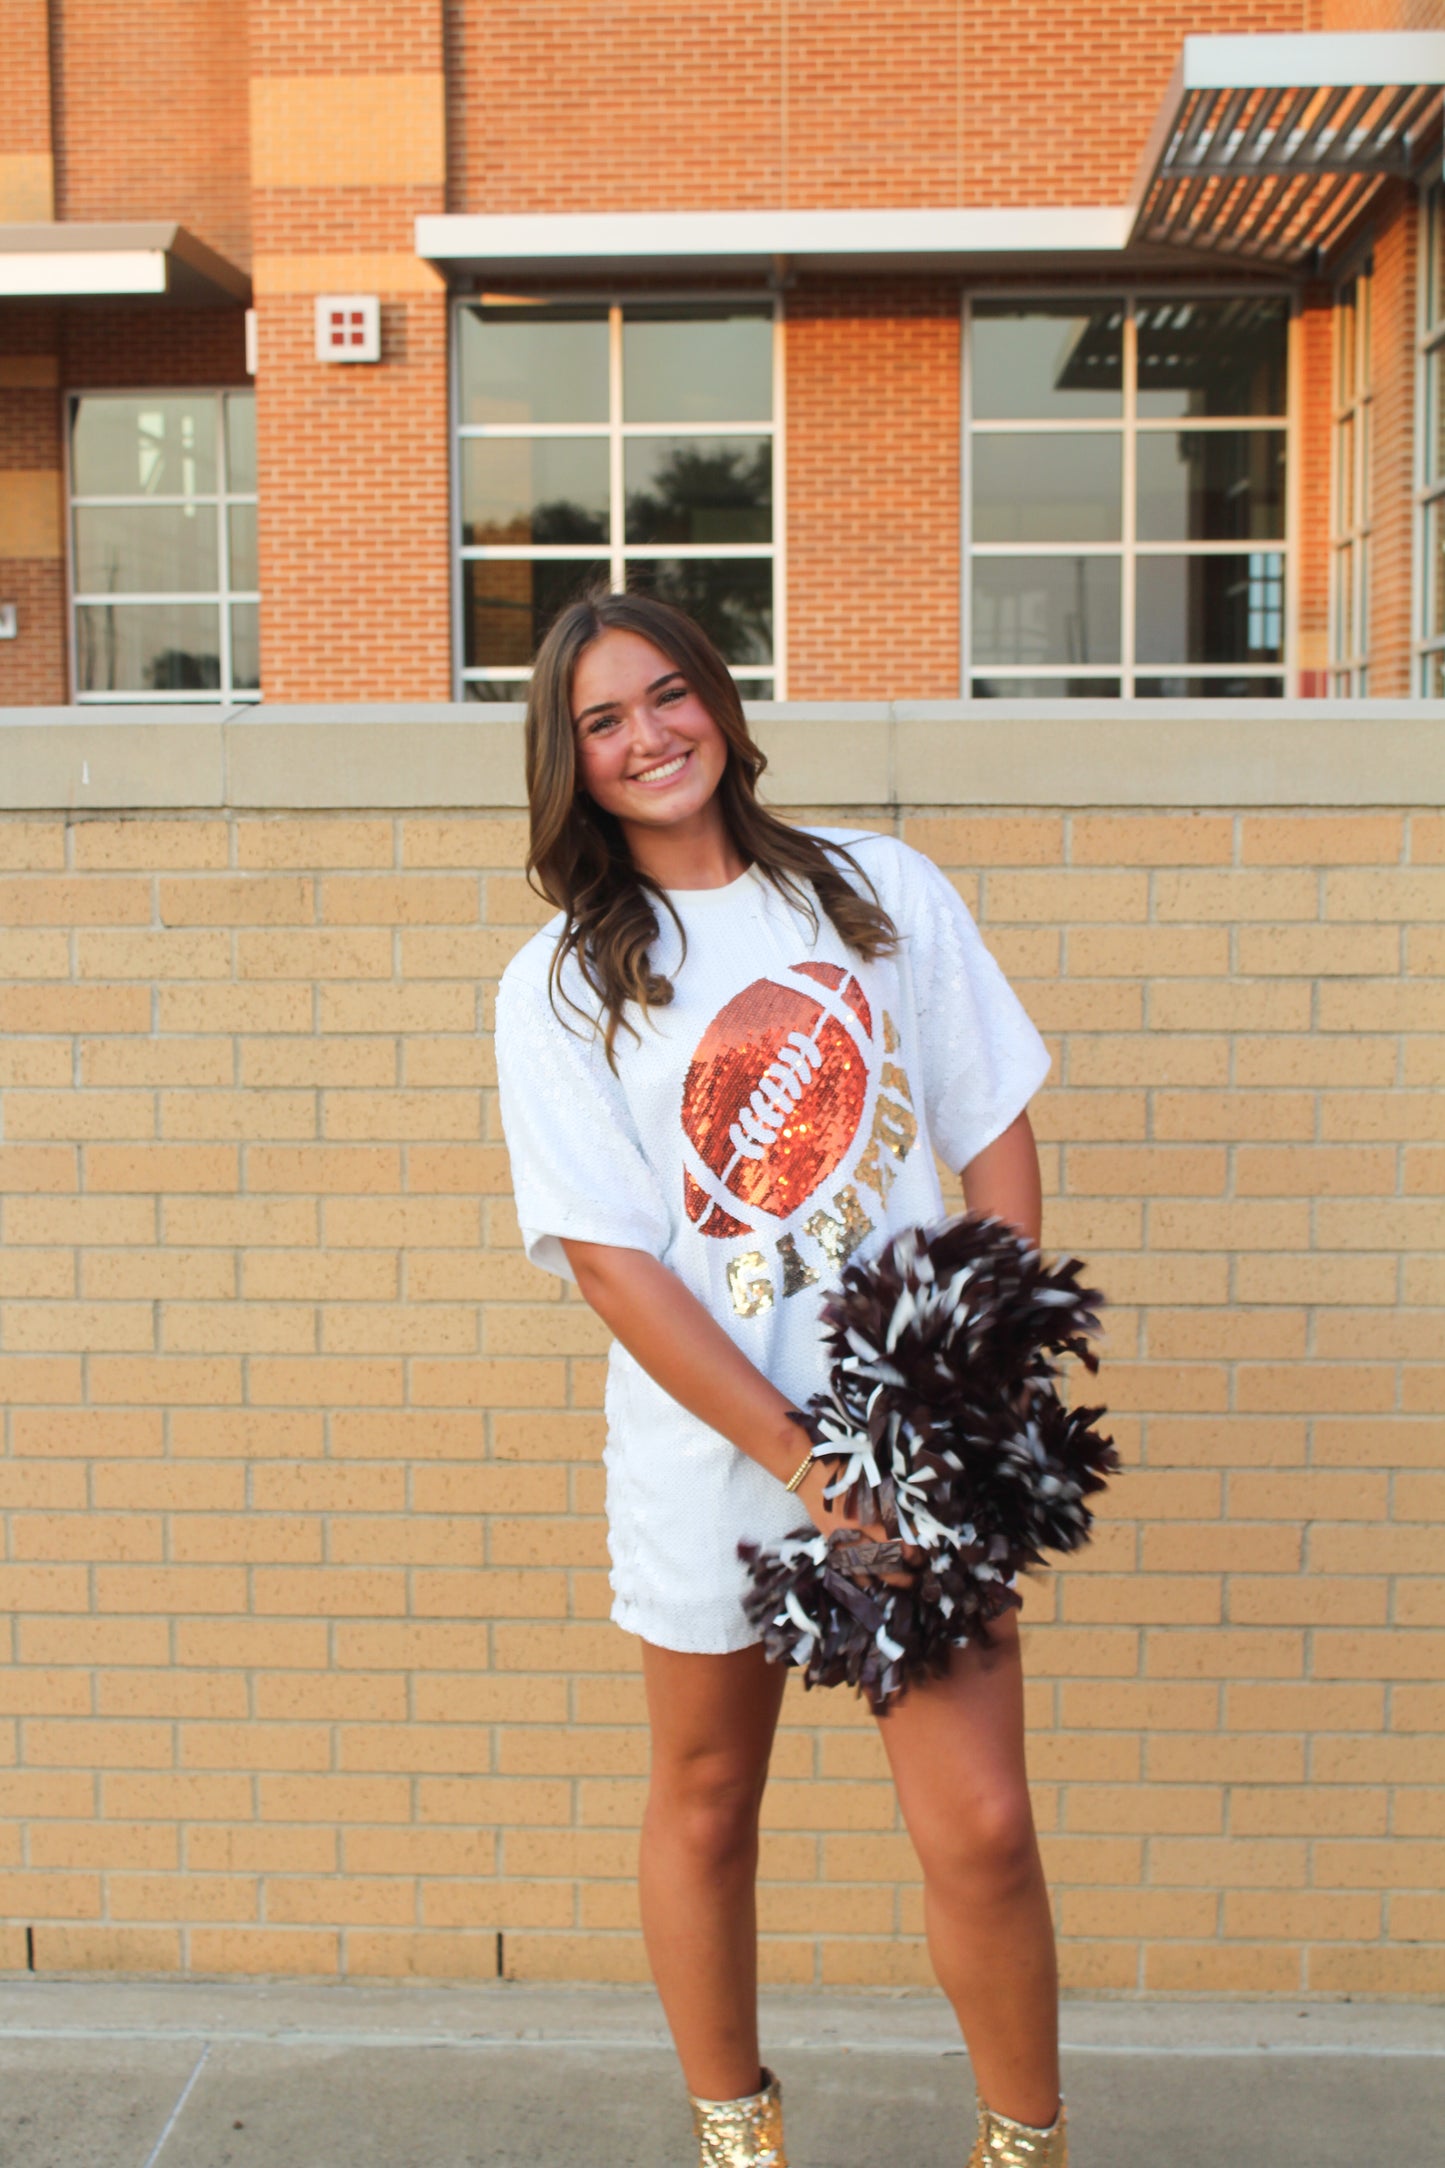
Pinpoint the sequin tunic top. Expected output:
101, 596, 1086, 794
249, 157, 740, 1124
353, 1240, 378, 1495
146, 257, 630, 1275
493, 824, 1052, 1654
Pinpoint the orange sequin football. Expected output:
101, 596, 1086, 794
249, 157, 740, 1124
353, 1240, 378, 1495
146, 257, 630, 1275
680, 963, 872, 1237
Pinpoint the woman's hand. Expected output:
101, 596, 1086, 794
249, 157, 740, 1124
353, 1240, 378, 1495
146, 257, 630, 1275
792, 1456, 921, 1586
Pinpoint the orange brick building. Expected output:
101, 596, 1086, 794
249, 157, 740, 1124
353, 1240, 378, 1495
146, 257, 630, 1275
5, 4, 1445, 706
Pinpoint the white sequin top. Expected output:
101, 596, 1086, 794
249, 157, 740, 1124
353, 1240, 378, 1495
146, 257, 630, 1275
494, 824, 1052, 1653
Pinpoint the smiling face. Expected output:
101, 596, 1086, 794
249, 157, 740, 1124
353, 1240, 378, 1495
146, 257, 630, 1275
570, 625, 733, 848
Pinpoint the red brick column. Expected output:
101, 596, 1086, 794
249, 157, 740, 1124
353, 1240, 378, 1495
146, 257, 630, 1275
249, 2, 451, 699
1366, 185, 1420, 696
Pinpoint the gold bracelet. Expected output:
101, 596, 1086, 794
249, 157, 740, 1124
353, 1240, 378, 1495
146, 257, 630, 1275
783, 1449, 815, 1495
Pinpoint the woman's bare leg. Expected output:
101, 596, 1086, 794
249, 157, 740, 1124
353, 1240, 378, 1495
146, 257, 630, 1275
638, 1638, 788, 2102
874, 1603, 1062, 2128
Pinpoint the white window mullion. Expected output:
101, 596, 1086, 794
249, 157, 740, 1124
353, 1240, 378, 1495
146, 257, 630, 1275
1121, 300, 1137, 701
608, 305, 625, 593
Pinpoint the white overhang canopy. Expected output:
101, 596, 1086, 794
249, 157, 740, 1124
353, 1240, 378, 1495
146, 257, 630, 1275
1128, 31, 1445, 267
414, 205, 1135, 284
0, 223, 251, 304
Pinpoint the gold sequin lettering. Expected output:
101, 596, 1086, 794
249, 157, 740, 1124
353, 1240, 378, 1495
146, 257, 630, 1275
852, 1054, 920, 1202
776, 1233, 820, 1299
883, 1010, 900, 1054
852, 1134, 899, 1205
873, 1063, 919, 1162
727, 1250, 774, 1319
803, 1183, 875, 1268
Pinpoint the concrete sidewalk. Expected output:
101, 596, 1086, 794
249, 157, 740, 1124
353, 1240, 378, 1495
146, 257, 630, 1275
0, 1979, 1441, 2168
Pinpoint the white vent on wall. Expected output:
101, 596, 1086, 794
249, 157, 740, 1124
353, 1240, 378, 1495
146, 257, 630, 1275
314, 295, 381, 363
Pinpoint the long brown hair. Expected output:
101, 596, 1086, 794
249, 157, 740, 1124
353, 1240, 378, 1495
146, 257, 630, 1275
522, 583, 900, 1071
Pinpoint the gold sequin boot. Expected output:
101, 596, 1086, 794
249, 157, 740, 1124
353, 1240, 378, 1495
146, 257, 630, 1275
688, 2064, 788, 2167
966, 2092, 1068, 2166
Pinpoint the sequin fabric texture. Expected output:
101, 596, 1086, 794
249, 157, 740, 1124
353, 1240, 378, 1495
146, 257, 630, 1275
689, 2067, 788, 2167
967, 2097, 1069, 2167
492, 824, 1053, 1655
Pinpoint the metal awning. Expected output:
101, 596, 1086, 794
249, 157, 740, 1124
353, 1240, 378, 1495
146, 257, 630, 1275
0, 223, 251, 304
1129, 31, 1445, 266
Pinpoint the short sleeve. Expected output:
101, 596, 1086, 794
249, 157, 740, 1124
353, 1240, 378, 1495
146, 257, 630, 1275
902, 846, 1052, 1175
493, 967, 672, 1282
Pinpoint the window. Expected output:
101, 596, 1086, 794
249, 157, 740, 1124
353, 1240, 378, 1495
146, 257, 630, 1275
963, 294, 1290, 697
1331, 266, 1372, 695
68, 391, 259, 701
453, 298, 780, 701
1418, 178, 1445, 694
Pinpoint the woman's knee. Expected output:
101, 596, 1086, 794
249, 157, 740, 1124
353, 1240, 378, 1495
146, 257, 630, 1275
918, 1782, 1040, 1899
646, 1749, 768, 1870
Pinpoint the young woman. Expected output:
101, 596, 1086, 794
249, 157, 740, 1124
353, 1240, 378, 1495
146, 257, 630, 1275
493, 587, 1068, 2168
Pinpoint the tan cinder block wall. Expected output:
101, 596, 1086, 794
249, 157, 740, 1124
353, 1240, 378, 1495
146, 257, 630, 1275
1, 706, 1443, 1993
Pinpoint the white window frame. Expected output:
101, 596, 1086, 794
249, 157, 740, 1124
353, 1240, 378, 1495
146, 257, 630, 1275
960, 286, 1298, 698
1415, 163, 1445, 695
450, 290, 785, 701
65, 386, 260, 704
1329, 252, 1373, 696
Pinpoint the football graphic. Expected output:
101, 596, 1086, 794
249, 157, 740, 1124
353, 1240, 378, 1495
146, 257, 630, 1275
681, 963, 874, 1237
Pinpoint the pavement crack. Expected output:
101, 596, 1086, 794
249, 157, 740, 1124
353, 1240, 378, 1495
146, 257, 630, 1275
141, 2041, 212, 2168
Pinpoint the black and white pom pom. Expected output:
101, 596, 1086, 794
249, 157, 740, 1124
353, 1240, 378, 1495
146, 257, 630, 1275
738, 1212, 1119, 1715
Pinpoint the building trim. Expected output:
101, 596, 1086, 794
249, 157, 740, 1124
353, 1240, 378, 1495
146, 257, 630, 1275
3, 704, 1442, 811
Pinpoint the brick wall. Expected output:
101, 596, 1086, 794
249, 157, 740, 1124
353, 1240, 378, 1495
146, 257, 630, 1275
0, 0, 54, 220
786, 279, 961, 699
49, 0, 252, 268
1296, 286, 1333, 693
1368, 189, 1421, 697
1, 782, 1441, 1992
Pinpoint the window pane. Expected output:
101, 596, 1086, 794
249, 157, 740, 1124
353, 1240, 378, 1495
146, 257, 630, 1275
972, 432, 1122, 543
622, 308, 772, 424
74, 504, 218, 595
225, 392, 257, 493
1134, 676, 1284, 698
1136, 430, 1285, 543
732, 677, 774, 700
464, 679, 530, 702
624, 437, 771, 545
461, 438, 609, 546
625, 558, 772, 665
1337, 283, 1357, 405
228, 503, 258, 591
970, 302, 1123, 420
1359, 399, 1371, 513
72, 395, 218, 498
1135, 552, 1285, 666
1337, 413, 1356, 534
971, 556, 1121, 667
1431, 350, 1445, 490
1136, 297, 1287, 417
1431, 190, 1445, 331
76, 602, 221, 693
230, 603, 260, 691
1424, 648, 1445, 697
462, 559, 608, 670
1334, 544, 1355, 662
1428, 502, 1445, 641
457, 308, 608, 426
971, 677, 1120, 697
